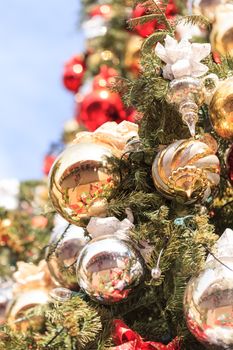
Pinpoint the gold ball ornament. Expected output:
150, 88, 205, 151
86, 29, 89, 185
209, 77, 233, 139
49, 142, 113, 224
210, 4, 233, 56
49, 121, 139, 224
7, 289, 49, 332
152, 139, 220, 204
193, 0, 227, 22
7, 261, 53, 332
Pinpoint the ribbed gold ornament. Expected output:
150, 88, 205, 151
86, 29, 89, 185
209, 77, 233, 139
152, 139, 220, 204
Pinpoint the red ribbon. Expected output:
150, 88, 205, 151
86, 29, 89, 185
112, 320, 181, 350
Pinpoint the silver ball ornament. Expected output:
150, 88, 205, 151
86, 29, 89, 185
46, 224, 90, 290
184, 246, 233, 349
76, 235, 145, 304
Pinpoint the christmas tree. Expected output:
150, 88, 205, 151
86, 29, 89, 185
0, 0, 233, 350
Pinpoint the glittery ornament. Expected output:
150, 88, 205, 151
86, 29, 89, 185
76, 235, 145, 304
46, 224, 90, 290
152, 139, 220, 204
209, 77, 233, 139
184, 228, 233, 349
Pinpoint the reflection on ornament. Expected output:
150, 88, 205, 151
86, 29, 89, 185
193, 0, 226, 22
184, 228, 233, 349
49, 142, 113, 224
209, 77, 233, 139
227, 144, 233, 185
46, 224, 89, 290
76, 235, 145, 304
198, 133, 218, 154
152, 139, 220, 204
210, 4, 233, 56
49, 122, 138, 223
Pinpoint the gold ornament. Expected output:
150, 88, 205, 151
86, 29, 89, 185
87, 50, 120, 70
152, 139, 220, 204
193, 0, 227, 22
7, 261, 54, 331
49, 121, 139, 224
124, 35, 142, 75
209, 77, 233, 139
210, 3, 233, 56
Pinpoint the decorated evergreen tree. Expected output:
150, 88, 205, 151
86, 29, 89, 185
0, 1, 233, 350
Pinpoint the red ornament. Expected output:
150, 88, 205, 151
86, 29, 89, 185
132, 1, 177, 38
78, 66, 134, 131
43, 154, 56, 176
112, 319, 181, 350
89, 4, 112, 19
63, 55, 86, 93
227, 144, 233, 185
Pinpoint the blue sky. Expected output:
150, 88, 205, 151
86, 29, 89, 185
0, 0, 84, 180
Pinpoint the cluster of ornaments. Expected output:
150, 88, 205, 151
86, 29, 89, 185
46, 213, 145, 304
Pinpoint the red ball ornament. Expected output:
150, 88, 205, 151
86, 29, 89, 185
89, 4, 112, 19
93, 65, 117, 90
63, 55, 86, 93
132, 1, 177, 38
43, 154, 56, 176
78, 90, 127, 131
227, 144, 233, 185
77, 66, 136, 130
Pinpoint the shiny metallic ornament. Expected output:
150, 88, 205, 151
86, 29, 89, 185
49, 142, 113, 224
193, 0, 227, 22
210, 3, 233, 57
209, 77, 233, 139
167, 76, 205, 136
184, 228, 233, 349
76, 235, 145, 304
46, 224, 90, 290
7, 288, 49, 332
152, 139, 220, 204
